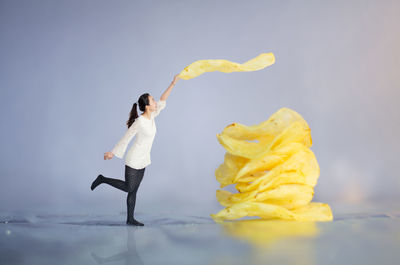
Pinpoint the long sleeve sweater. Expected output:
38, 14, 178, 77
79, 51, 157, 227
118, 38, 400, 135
111, 99, 166, 169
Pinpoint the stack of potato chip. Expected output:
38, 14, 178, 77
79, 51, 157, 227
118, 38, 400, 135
210, 107, 333, 222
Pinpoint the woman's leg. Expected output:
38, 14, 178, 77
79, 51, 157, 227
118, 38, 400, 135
97, 169, 130, 192
92, 165, 145, 225
126, 166, 145, 223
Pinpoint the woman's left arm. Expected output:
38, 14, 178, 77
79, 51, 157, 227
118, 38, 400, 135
160, 74, 180, 101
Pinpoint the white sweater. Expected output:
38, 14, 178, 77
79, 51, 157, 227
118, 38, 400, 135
111, 99, 167, 169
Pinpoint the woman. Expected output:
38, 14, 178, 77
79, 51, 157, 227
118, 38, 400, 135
90, 74, 180, 226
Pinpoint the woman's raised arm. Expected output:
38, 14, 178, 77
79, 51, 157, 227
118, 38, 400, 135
160, 74, 180, 101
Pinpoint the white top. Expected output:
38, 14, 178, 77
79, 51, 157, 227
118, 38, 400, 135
111, 99, 167, 169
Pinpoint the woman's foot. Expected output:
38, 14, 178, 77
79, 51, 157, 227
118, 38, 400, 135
91, 174, 104, 191
126, 218, 144, 226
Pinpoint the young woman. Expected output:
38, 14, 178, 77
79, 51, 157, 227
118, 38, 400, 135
91, 74, 180, 226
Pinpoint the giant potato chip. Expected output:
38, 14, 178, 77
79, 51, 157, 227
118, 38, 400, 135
217, 184, 314, 209
210, 108, 333, 222
178, 52, 275, 80
210, 201, 332, 222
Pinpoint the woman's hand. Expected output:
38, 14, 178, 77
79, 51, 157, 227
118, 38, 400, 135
172, 73, 180, 85
104, 151, 114, 160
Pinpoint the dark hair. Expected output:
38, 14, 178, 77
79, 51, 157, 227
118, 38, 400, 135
126, 93, 150, 128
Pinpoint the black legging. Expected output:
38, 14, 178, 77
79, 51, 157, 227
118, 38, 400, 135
101, 165, 145, 222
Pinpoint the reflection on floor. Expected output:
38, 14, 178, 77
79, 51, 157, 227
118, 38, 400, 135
0, 201, 399, 265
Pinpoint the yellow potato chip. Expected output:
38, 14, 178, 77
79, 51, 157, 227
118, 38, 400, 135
210, 201, 332, 223
220, 107, 309, 141
217, 184, 314, 209
216, 116, 312, 160
211, 108, 333, 222
178, 52, 275, 80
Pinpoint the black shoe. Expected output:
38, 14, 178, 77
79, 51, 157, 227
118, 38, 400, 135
91, 174, 103, 191
126, 218, 144, 226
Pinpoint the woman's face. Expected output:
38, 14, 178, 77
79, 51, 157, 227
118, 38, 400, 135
147, 95, 157, 112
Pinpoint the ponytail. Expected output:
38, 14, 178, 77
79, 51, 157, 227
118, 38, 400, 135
127, 93, 150, 128
126, 102, 139, 128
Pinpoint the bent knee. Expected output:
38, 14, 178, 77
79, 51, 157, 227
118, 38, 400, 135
127, 186, 137, 193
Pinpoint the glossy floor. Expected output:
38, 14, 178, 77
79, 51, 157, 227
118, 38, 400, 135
1, 201, 399, 265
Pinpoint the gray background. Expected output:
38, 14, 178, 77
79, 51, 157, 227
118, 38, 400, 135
1, 0, 399, 215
